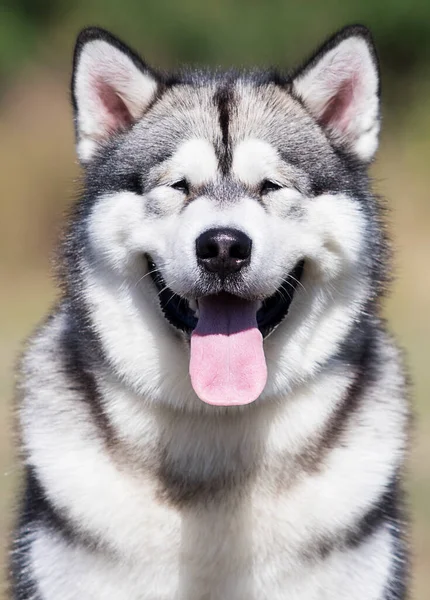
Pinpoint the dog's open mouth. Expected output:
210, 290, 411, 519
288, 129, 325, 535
147, 257, 304, 406
147, 257, 304, 339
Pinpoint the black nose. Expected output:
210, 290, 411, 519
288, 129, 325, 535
196, 228, 252, 276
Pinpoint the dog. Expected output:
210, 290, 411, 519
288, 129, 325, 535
10, 24, 410, 599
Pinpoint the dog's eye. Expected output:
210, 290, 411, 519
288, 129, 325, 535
260, 180, 283, 195
171, 179, 190, 195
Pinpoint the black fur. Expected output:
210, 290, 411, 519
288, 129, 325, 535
60, 310, 117, 446
383, 478, 410, 600
306, 473, 408, 600
214, 83, 234, 174
10, 466, 72, 600
10, 464, 107, 600
20, 466, 79, 546
9, 470, 42, 600
345, 475, 403, 550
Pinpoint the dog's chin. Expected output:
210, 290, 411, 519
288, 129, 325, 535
146, 256, 305, 339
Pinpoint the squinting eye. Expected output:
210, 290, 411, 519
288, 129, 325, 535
171, 179, 190, 195
260, 179, 283, 195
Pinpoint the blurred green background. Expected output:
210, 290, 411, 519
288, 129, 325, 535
0, 1, 429, 598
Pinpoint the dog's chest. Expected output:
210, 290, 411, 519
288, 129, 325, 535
36, 479, 389, 600
70, 416, 390, 599
24, 356, 396, 600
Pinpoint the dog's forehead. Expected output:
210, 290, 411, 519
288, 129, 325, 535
124, 77, 335, 178
229, 82, 334, 166
143, 83, 221, 140
147, 80, 323, 144
230, 82, 308, 140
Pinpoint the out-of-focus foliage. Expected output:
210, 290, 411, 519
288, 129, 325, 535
1, 0, 430, 91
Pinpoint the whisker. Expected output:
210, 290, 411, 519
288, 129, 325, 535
156, 284, 172, 296
281, 278, 298, 293
286, 274, 307, 294
156, 278, 179, 298
134, 268, 158, 289
277, 285, 293, 304
164, 290, 179, 309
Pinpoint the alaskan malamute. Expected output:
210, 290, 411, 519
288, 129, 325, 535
11, 24, 409, 600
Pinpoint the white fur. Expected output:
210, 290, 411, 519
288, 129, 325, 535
232, 138, 305, 205
81, 133, 368, 407
233, 138, 283, 185
165, 138, 219, 185
20, 313, 406, 599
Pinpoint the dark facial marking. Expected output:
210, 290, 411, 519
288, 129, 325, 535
282, 204, 305, 220
214, 84, 234, 174
145, 196, 164, 217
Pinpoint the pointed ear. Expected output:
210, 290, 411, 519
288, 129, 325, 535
71, 27, 160, 163
292, 25, 380, 162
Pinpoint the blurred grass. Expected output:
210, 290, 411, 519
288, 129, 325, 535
0, 6, 429, 599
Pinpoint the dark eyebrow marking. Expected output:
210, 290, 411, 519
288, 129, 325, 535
214, 84, 234, 175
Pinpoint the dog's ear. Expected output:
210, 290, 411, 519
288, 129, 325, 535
292, 25, 380, 162
71, 27, 160, 163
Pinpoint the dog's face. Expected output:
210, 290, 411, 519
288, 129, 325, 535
68, 26, 383, 409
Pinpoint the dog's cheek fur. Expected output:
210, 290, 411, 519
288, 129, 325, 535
77, 191, 195, 407
83, 183, 370, 408
262, 193, 370, 396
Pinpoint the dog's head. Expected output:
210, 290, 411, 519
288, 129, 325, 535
66, 25, 385, 409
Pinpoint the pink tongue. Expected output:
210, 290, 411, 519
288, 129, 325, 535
190, 295, 267, 406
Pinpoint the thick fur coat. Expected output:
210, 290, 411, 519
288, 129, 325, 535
10, 25, 409, 600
